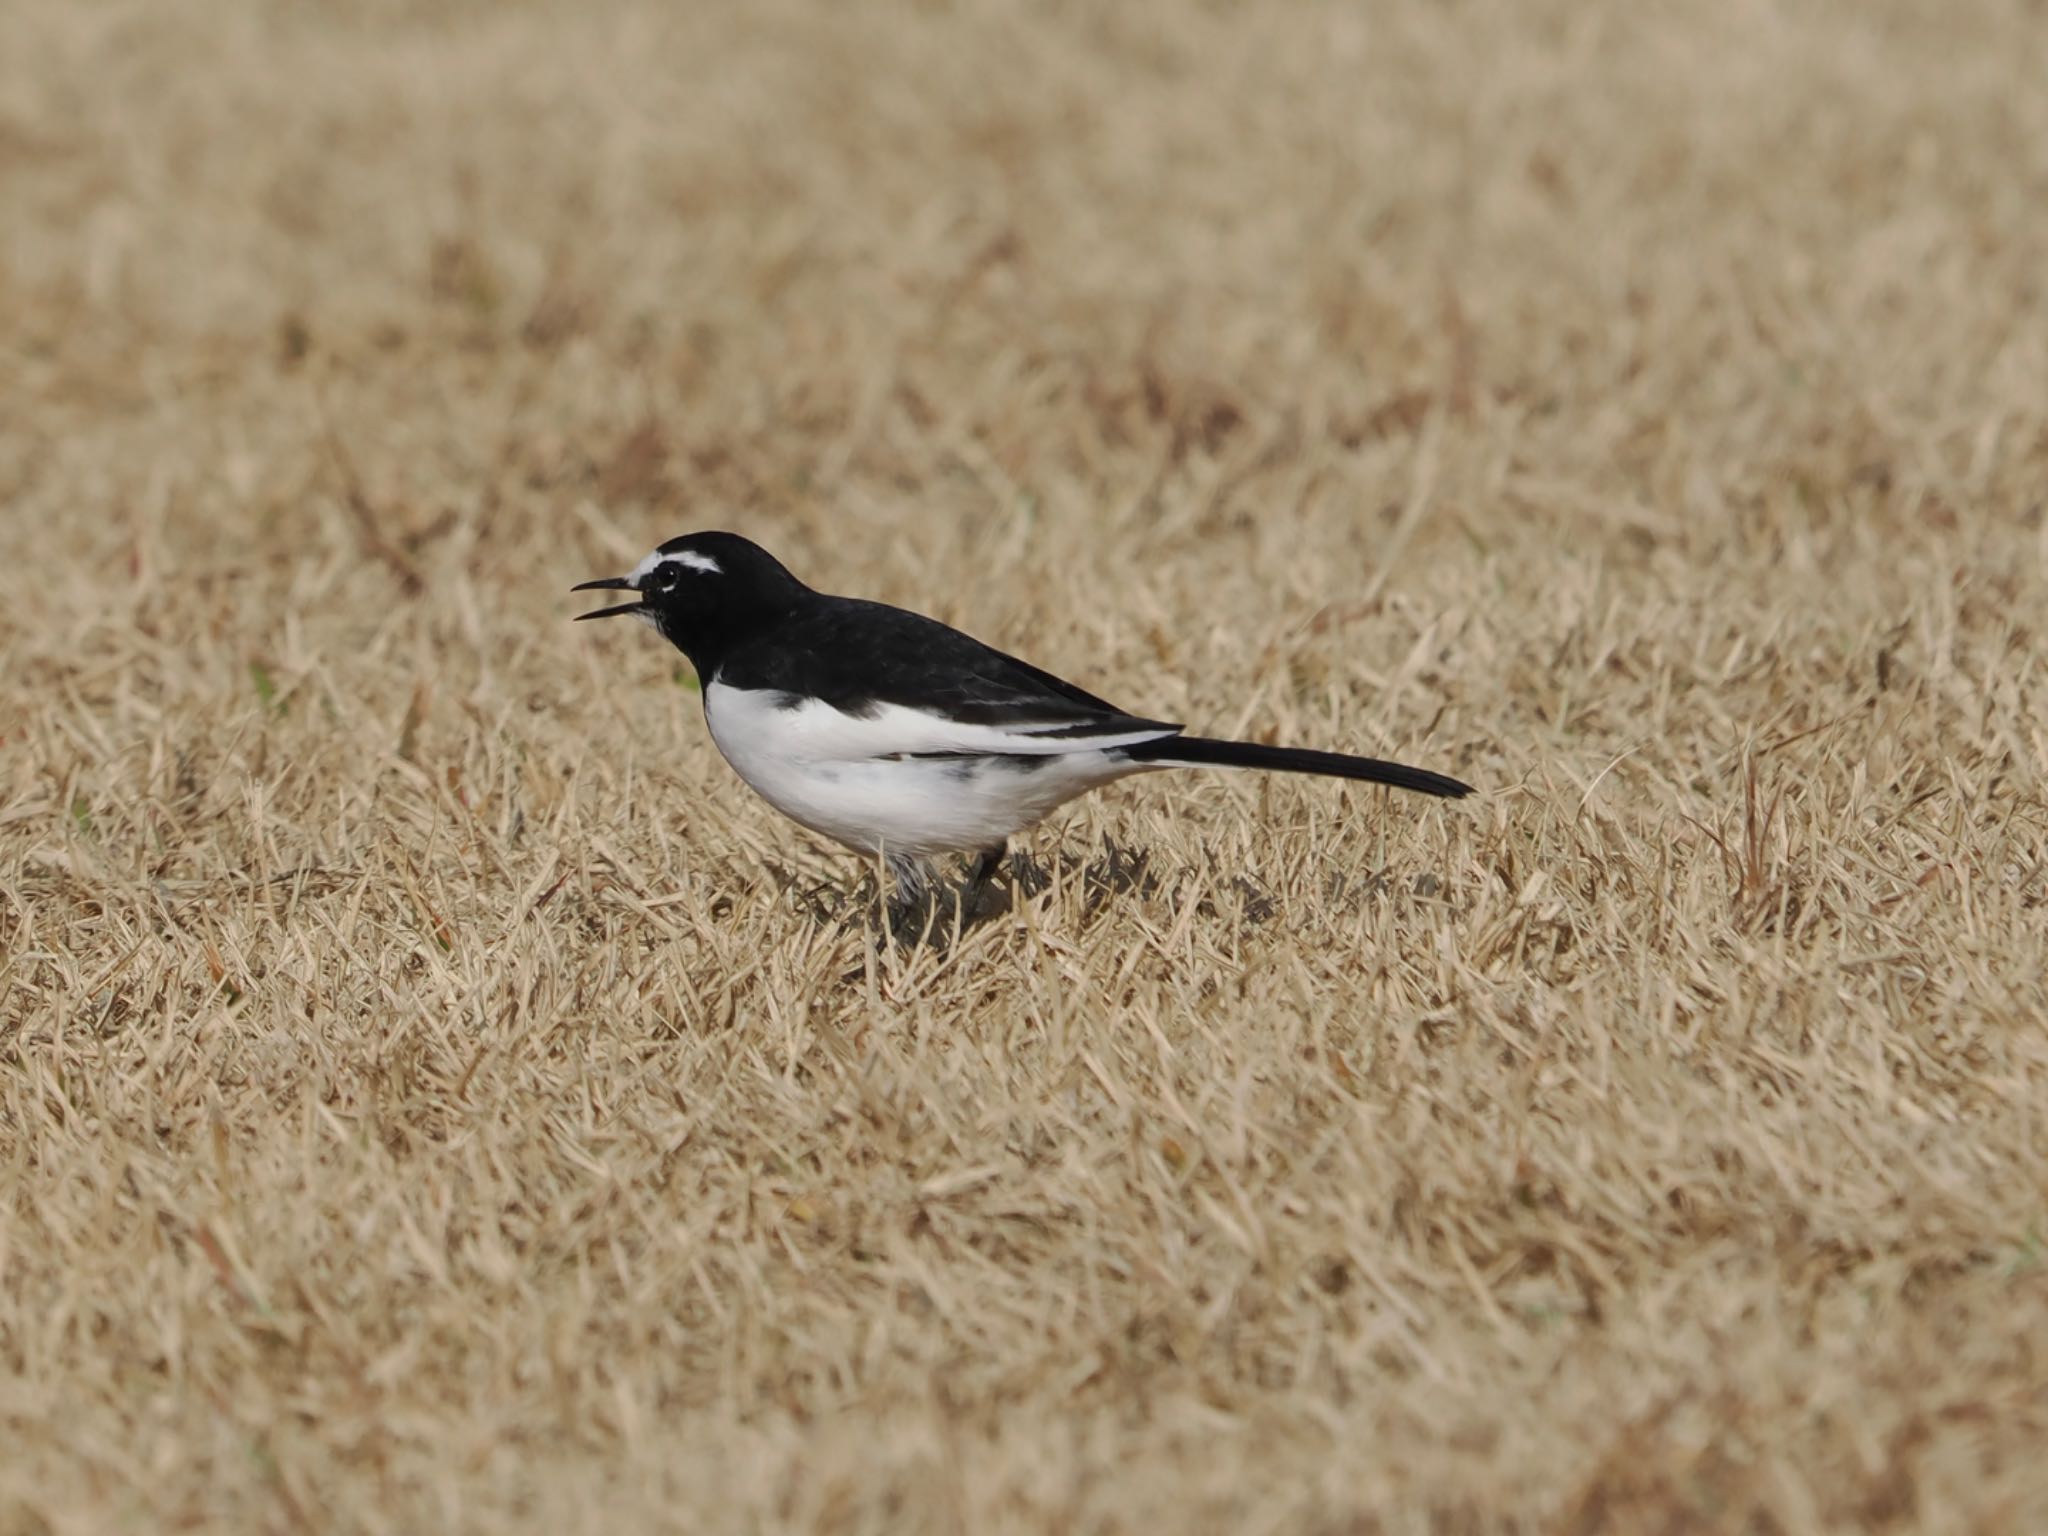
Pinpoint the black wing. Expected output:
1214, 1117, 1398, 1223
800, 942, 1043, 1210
717, 597, 1180, 740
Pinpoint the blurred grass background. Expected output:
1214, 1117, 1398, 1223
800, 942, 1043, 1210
3, 2, 2046, 1531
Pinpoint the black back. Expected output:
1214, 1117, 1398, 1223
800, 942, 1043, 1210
645, 532, 1170, 733
719, 597, 1173, 733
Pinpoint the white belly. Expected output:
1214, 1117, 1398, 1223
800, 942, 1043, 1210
702, 683, 1146, 857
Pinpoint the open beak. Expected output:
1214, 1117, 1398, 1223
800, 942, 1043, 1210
571, 575, 642, 622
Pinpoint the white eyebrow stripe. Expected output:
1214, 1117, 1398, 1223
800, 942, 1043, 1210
628, 547, 722, 582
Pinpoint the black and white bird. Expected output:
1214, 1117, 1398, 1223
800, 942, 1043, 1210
574, 532, 1471, 901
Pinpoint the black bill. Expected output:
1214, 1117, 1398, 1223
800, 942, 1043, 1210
571, 575, 643, 621
573, 573, 643, 622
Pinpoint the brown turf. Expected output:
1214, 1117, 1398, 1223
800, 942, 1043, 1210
3, 2, 2045, 1530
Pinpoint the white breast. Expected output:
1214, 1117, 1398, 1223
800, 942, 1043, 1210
701, 683, 1160, 858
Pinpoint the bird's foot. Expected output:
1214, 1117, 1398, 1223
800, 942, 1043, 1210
959, 842, 1013, 924
873, 845, 1016, 948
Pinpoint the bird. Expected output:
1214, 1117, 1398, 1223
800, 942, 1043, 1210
573, 532, 1471, 907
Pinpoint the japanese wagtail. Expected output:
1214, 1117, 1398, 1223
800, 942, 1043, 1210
575, 533, 1470, 900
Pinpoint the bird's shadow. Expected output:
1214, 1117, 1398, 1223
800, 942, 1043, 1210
784, 837, 1167, 954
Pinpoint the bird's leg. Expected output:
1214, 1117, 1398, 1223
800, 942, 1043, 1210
957, 841, 1010, 924
883, 850, 929, 906
881, 850, 939, 942
967, 842, 1007, 894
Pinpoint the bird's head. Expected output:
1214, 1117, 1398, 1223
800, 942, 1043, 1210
573, 531, 806, 672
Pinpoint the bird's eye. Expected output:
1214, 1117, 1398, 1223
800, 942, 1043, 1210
645, 563, 680, 592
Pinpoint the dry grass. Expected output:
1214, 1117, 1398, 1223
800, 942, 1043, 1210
5, 1, 2048, 1530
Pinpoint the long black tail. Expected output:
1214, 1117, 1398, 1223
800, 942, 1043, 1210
1122, 734, 1472, 799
